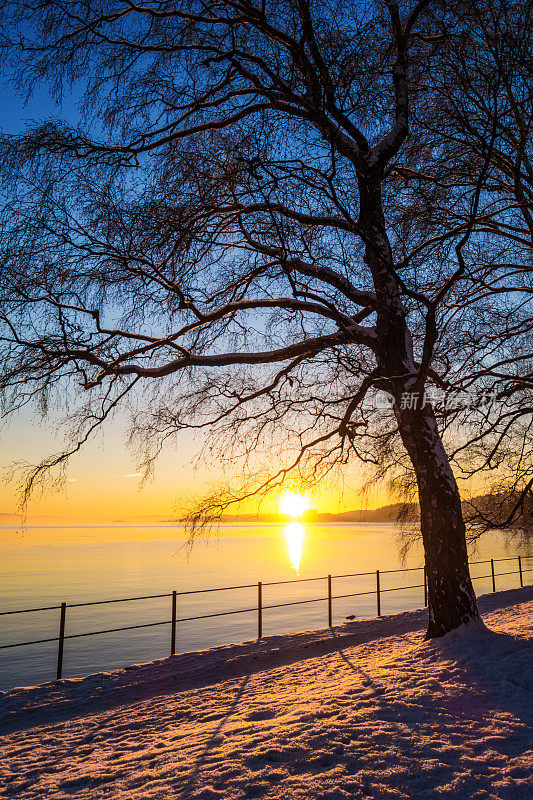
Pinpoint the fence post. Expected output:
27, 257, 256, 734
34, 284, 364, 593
423, 566, 427, 607
328, 575, 332, 628
491, 558, 496, 592
56, 602, 66, 680
257, 582, 263, 639
171, 590, 177, 655
518, 556, 523, 588
376, 570, 381, 617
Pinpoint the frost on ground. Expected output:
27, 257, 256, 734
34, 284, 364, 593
0, 587, 532, 800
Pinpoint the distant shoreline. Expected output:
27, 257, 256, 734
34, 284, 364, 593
0, 502, 419, 527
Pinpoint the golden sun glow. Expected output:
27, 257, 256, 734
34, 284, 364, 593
277, 492, 309, 518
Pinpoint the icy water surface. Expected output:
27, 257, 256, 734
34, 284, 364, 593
0, 523, 530, 690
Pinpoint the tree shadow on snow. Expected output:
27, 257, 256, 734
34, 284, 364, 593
331, 625, 532, 797
175, 674, 251, 800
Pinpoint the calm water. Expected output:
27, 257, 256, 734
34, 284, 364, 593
0, 523, 530, 691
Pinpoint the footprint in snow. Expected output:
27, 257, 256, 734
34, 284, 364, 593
246, 708, 277, 721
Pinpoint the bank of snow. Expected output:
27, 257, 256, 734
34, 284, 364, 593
1, 587, 532, 799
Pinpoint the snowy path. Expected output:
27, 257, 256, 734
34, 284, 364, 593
1, 587, 532, 799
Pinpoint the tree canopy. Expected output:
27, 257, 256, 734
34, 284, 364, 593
0, 1, 531, 575
1, 1, 530, 525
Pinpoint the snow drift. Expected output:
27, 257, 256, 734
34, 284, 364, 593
0, 586, 531, 799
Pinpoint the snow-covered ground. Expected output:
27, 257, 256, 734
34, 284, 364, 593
1, 586, 531, 799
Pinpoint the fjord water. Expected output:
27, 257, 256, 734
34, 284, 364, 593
0, 523, 530, 691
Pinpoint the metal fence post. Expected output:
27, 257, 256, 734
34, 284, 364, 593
257, 582, 263, 639
56, 602, 66, 680
171, 590, 177, 655
6, 550, 531, 687
328, 575, 332, 628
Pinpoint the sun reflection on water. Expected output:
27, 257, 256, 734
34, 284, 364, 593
285, 522, 306, 572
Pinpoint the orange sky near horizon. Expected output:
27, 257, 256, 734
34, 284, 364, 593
0, 406, 389, 522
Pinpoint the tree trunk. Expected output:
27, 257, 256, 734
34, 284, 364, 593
358, 172, 479, 638
395, 402, 480, 639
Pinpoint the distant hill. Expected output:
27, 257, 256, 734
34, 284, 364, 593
0, 511, 176, 526
313, 503, 420, 523
462, 492, 533, 531
218, 503, 420, 524
0, 511, 70, 525
4, 492, 530, 529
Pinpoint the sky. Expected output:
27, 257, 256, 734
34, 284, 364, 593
0, 66, 390, 522
0, 380, 389, 519
0, 400, 380, 521
0, 44, 497, 524
0, 74, 199, 520
0, 48, 494, 524
0, 65, 485, 523
1, 402, 203, 521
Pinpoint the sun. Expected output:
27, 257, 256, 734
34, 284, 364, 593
277, 492, 310, 518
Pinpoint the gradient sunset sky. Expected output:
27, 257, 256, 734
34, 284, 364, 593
0, 77, 389, 521
0, 400, 381, 520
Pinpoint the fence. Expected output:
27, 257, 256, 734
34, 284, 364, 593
1, 554, 531, 681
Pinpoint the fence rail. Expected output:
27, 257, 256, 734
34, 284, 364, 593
1, 554, 531, 681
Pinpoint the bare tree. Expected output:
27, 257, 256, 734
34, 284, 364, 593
0, 0, 531, 637
408, 0, 533, 534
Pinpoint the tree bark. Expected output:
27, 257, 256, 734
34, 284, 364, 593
395, 403, 480, 638
358, 173, 480, 639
